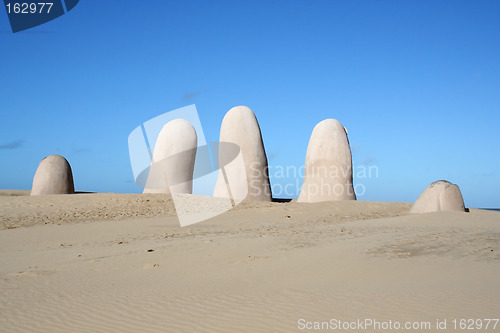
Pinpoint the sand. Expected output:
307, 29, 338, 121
0, 191, 499, 332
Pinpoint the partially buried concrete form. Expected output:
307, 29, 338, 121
31, 154, 75, 195
213, 106, 272, 202
143, 119, 197, 194
410, 180, 466, 213
298, 119, 356, 203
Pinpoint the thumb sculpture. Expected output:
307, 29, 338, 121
410, 180, 466, 213
298, 119, 356, 202
143, 119, 197, 194
31, 154, 75, 195
213, 106, 272, 201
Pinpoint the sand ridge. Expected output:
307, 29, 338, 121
0, 191, 409, 230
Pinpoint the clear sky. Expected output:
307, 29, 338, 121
1, 0, 499, 208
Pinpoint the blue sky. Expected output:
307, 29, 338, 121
1, 0, 499, 207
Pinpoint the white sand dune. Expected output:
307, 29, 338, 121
0, 191, 499, 332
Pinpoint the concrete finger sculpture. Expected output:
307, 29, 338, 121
213, 105, 272, 201
143, 119, 197, 194
31, 154, 75, 195
298, 119, 356, 202
410, 180, 466, 213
